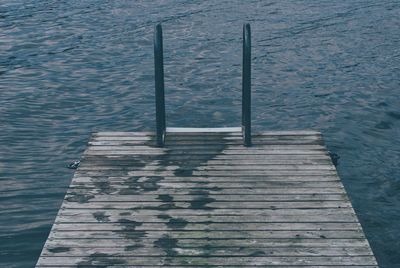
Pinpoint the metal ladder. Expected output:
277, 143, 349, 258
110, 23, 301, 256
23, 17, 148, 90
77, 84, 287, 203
154, 23, 251, 147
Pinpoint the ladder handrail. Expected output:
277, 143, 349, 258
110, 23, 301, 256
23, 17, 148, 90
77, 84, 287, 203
242, 23, 252, 146
154, 24, 166, 147
153, 23, 252, 147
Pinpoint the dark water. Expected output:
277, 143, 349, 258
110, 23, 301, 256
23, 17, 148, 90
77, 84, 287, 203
1, 0, 399, 267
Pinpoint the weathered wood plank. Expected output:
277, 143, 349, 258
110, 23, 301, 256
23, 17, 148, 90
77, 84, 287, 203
47, 229, 365, 240
94, 130, 321, 136
64, 193, 349, 202
55, 214, 360, 223
71, 176, 341, 183
89, 140, 325, 146
66, 188, 347, 196
56, 209, 360, 225
69, 181, 344, 189
51, 222, 362, 231
40, 246, 373, 257
66, 187, 347, 195
72, 172, 336, 177
84, 150, 329, 156
91, 136, 323, 142
57, 207, 356, 215
36, 265, 378, 268
77, 165, 336, 171
80, 160, 334, 166
87, 145, 327, 150
36, 256, 377, 266
43, 238, 372, 248
82, 154, 332, 160
61, 200, 352, 210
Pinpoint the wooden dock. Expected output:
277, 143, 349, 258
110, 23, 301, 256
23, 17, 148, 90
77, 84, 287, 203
36, 130, 378, 267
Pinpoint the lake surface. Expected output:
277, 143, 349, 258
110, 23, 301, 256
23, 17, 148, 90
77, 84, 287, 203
1, 0, 399, 267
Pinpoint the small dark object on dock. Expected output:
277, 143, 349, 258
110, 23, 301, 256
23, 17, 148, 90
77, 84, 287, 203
67, 160, 80, 169
329, 152, 340, 167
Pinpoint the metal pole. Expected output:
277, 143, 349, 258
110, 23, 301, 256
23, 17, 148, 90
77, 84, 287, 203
242, 23, 251, 146
154, 23, 166, 147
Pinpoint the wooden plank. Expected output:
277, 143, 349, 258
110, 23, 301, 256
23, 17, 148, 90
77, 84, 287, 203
71, 176, 341, 183
77, 164, 336, 171
84, 150, 329, 156
56, 213, 359, 223
42, 238, 372, 248
37, 263, 378, 268
87, 145, 327, 150
47, 230, 365, 240
61, 201, 352, 210
71, 175, 340, 183
64, 193, 349, 202
91, 136, 323, 142
36, 256, 377, 266
92, 136, 322, 142
82, 154, 332, 160
69, 183, 345, 192
36, 131, 377, 267
51, 222, 362, 231
94, 130, 321, 136
79, 157, 332, 163
66, 188, 347, 195
89, 140, 325, 145
40, 246, 373, 257
57, 207, 356, 215
66, 187, 347, 195
73, 170, 337, 177
85, 146, 328, 152
69, 181, 344, 188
